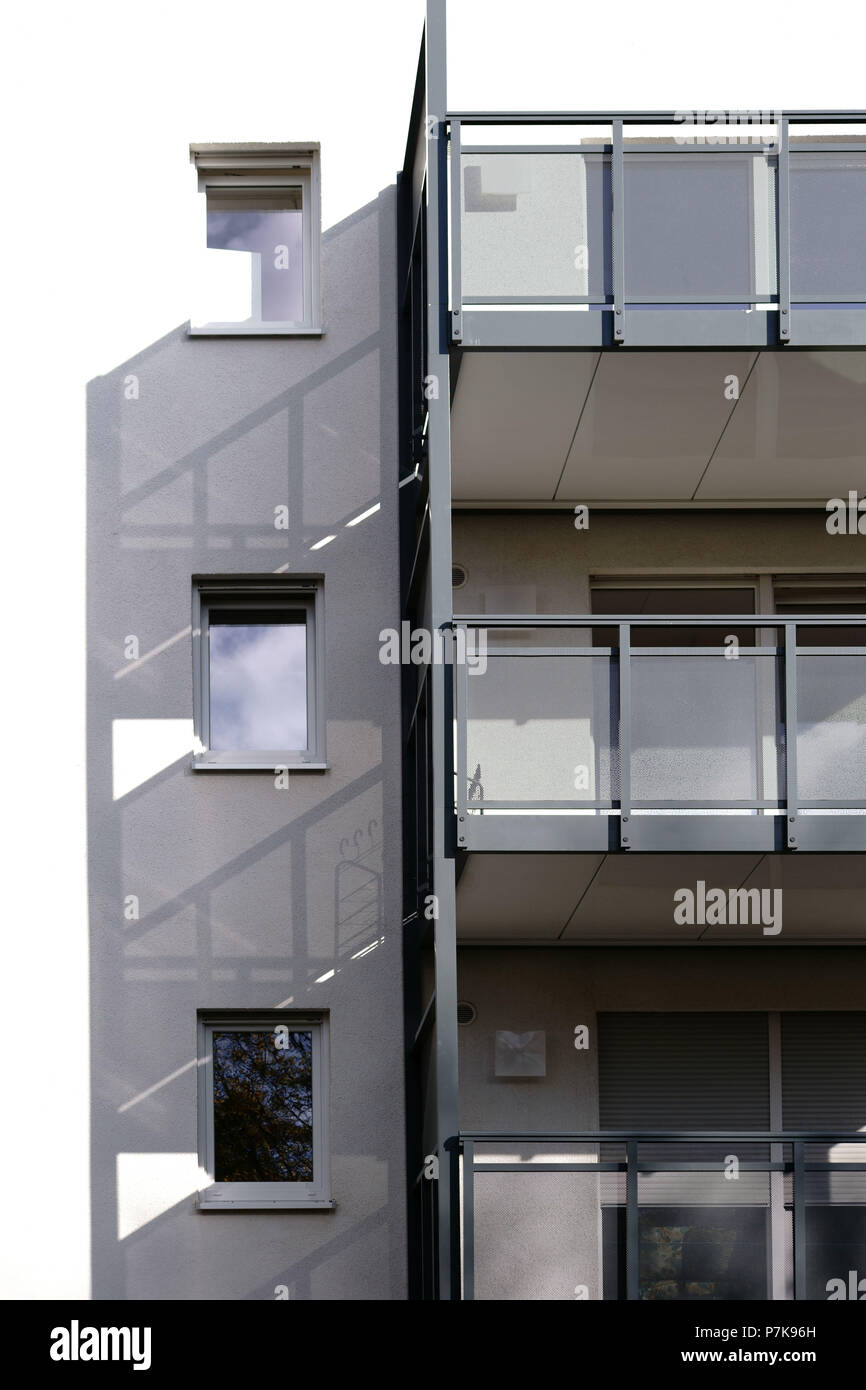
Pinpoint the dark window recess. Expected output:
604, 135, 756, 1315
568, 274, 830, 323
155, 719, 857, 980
212, 1030, 314, 1183
773, 582, 866, 647
591, 586, 756, 647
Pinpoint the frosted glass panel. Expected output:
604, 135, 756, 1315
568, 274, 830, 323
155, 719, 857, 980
465, 655, 618, 803
460, 152, 610, 299
791, 153, 866, 300
630, 654, 783, 803
797, 653, 866, 800
624, 153, 777, 299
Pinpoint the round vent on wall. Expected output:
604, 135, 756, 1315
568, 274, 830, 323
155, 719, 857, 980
452, 564, 468, 589
457, 1001, 477, 1026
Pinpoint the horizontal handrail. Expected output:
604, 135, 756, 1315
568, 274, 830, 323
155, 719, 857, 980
447, 111, 866, 125
453, 614, 866, 626
459, 1130, 866, 1142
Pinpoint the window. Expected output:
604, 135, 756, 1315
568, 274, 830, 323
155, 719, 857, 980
773, 575, 866, 646
197, 1013, 332, 1210
591, 579, 758, 645
192, 579, 326, 769
189, 144, 321, 334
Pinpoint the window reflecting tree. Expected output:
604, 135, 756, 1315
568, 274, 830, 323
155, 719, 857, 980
213, 1031, 314, 1182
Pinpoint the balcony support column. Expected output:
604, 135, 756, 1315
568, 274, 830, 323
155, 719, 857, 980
426, 0, 461, 1302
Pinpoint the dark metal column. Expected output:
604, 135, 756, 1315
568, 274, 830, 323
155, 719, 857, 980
425, 0, 461, 1301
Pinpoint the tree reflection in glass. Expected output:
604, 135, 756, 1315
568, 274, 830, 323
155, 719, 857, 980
213, 1031, 314, 1182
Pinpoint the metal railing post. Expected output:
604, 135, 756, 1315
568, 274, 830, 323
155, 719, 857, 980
463, 1139, 475, 1300
778, 117, 791, 343
626, 1138, 639, 1299
784, 622, 799, 849
450, 118, 463, 343
612, 118, 626, 343
619, 623, 632, 848
793, 1139, 807, 1299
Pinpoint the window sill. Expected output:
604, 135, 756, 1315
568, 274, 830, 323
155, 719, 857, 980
187, 322, 324, 337
197, 1198, 336, 1211
192, 758, 329, 772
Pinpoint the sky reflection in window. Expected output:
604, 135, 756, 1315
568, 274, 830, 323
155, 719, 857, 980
207, 191, 304, 322
209, 616, 307, 751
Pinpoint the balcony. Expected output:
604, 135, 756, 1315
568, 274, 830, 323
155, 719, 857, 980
454, 1130, 866, 1300
448, 111, 866, 350
454, 615, 866, 856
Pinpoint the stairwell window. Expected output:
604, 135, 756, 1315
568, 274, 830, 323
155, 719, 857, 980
197, 1013, 332, 1210
192, 579, 326, 770
189, 144, 322, 335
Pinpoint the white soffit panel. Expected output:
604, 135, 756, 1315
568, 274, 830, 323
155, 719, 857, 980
450, 352, 598, 501
561, 853, 763, 941
702, 853, 866, 941
698, 351, 866, 501
557, 351, 755, 501
456, 852, 604, 939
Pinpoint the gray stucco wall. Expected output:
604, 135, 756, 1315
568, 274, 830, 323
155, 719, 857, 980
452, 509, 866, 614
87, 189, 406, 1299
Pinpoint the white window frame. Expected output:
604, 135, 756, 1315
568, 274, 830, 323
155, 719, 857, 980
197, 1012, 333, 1211
192, 577, 327, 771
189, 144, 322, 336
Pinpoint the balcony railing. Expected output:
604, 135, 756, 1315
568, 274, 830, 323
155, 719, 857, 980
454, 1130, 866, 1301
453, 616, 866, 852
448, 111, 866, 348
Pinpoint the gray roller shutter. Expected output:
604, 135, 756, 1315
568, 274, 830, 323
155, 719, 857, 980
599, 1012, 770, 1128
598, 1012, 770, 1205
782, 1012, 866, 1207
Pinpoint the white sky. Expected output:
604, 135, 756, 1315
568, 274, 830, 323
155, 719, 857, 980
1, 0, 864, 1297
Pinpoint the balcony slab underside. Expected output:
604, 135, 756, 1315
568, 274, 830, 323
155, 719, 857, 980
456, 851, 866, 943
450, 347, 866, 504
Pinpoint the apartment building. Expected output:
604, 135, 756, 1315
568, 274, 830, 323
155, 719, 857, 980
86, 0, 865, 1302
401, 5, 866, 1300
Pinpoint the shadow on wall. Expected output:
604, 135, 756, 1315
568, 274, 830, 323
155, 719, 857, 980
86, 190, 407, 1300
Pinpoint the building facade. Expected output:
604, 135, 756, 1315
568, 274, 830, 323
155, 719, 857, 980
88, 145, 407, 1298
87, 0, 866, 1301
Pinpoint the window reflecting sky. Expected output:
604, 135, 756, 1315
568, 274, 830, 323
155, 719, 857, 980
207, 195, 304, 321
209, 618, 307, 751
